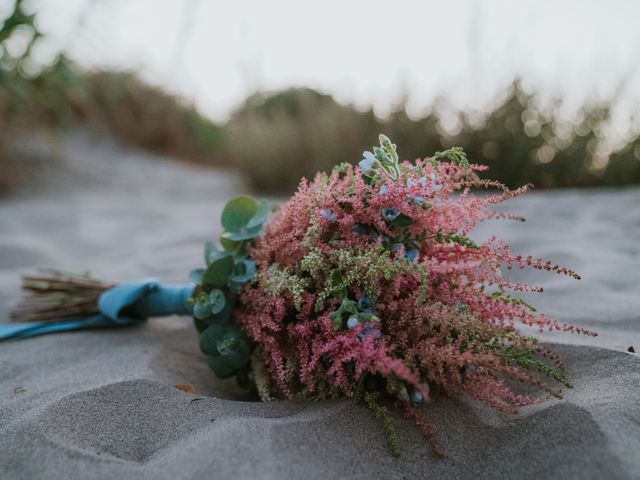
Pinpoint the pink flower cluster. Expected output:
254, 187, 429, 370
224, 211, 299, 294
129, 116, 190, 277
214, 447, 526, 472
234, 137, 593, 454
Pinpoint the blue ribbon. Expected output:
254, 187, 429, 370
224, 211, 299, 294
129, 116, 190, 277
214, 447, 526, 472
0, 279, 194, 341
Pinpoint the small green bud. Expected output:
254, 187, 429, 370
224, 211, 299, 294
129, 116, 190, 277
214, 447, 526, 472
397, 384, 410, 402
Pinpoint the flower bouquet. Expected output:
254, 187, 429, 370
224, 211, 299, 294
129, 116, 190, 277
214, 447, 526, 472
1, 135, 595, 456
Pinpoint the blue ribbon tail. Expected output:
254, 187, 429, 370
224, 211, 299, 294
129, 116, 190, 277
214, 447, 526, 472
0, 279, 195, 341
0, 315, 109, 340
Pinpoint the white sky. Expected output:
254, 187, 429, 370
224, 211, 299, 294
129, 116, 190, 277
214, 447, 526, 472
9, 0, 640, 125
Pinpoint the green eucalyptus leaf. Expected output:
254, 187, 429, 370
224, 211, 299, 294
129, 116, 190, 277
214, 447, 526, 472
188, 268, 204, 284
221, 196, 258, 233
193, 303, 211, 320
222, 348, 244, 370
220, 236, 241, 253
207, 355, 236, 378
229, 280, 243, 295
209, 288, 226, 314
199, 324, 227, 355
208, 250, 229, 264
246, 199, 270, 229
230, 338, 250, 367
205, 241, 228, 265
194, 305, 232, 327
230, 259, 256, 283
204, 241, 216, 264
202, 255, 234, 288
211, 299, 233, 324
199, 322, 250, 378
221, 225, 263, 241
232, 252, 248, 262
216, 334, 250, 369
216, 331, 239, 354
193, 300, 212, 320
193, 317, 208, 333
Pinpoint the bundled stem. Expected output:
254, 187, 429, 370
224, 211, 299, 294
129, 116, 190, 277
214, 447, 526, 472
10, 270, 114, 323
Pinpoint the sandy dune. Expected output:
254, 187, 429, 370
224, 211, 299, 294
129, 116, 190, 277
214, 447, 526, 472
0, 132, 638, 479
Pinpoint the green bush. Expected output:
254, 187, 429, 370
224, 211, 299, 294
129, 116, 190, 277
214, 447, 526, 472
223, 83, 640, 193
223, 88, 380, 192
2, 1, 640, 195
78, 69, 225, 163
0, 0, 226, 194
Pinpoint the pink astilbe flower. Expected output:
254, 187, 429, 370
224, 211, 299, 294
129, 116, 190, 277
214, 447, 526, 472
233, 135, 594, 455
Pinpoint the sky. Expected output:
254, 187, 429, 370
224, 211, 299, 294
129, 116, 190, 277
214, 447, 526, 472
10, 0, 640, 126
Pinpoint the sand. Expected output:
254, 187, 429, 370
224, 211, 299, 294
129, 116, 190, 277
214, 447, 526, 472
0, 131, 638, 479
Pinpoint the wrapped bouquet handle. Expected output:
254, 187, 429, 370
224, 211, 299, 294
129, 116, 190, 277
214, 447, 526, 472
0, 271, 193, 341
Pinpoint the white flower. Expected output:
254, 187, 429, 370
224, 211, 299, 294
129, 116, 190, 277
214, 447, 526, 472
359, 151, 376, 173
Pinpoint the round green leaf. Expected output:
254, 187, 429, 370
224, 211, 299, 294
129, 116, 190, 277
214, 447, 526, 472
220, 236, 241, 253
216, 335, 250, 370
230, 338, 250, 368
204, 241, 216, 264
193, 317, 208, 333
202, 255, 234, 288
207, 355, 236, 378
222, 350, 244, 370
193, 301, 211, 320
188, 268, 204, 284
221, 196, 258, 233
205, 241, 228, 265
216, 335, 237, 355
231, 259, 256, 283
246, 199, 270, 229
199, 324, 227, 355
221, 225, 263, 241
209, 289, 226, 314
229, 280, 243, 295
210, 299, 233, 324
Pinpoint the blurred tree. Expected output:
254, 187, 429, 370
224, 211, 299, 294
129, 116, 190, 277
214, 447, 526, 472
0, 1, 225, 194
223, 83, 640, 193
1, 2, 639, 195
224, 88, 383, 192
0, 0, 41, 191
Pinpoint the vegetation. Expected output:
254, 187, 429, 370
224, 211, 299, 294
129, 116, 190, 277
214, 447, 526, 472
1, 0, 639, 195
225, 85, 640, 192
0, 0, 224, 194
